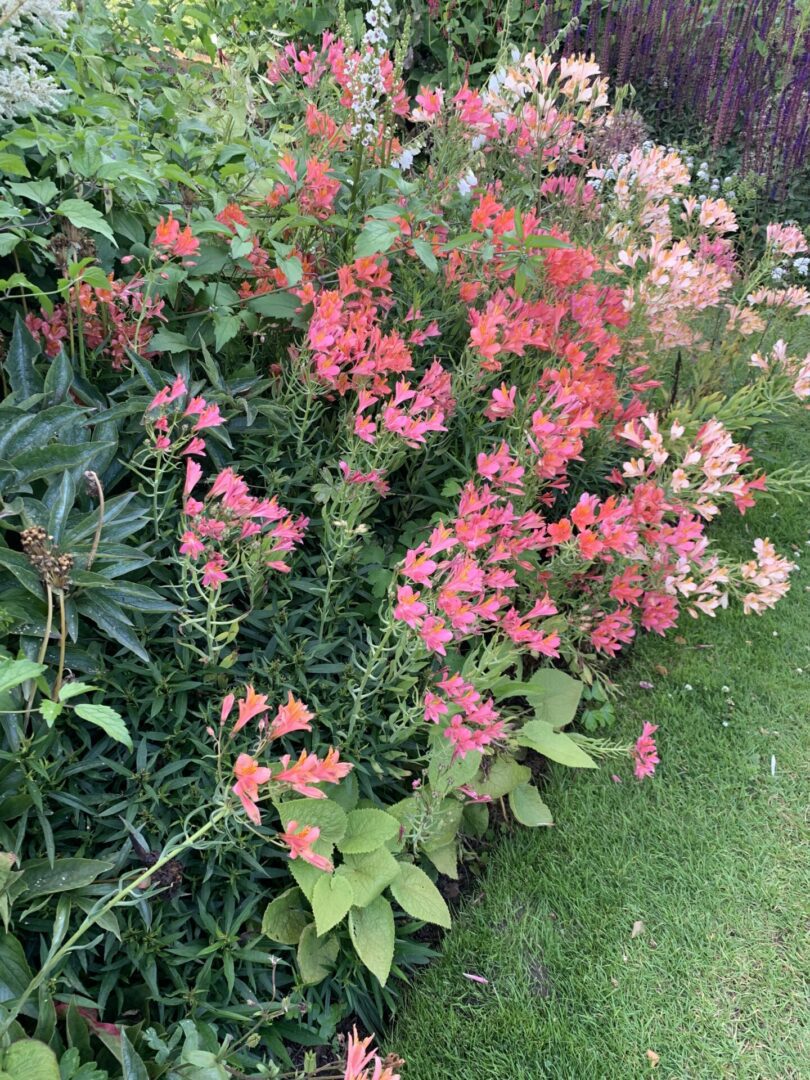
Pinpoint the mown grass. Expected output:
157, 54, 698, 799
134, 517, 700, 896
390, 418, 810, 1080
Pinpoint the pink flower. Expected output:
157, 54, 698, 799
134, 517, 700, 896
232, 685, 270, 734
148, 373, 187, 412
270, 692, 314, 738
274, 748, 352, 798
201, 557, 228, 588
182, 437, 207, 457
232, 753, 272, 824
184, 459, 202, 497
632, 722, 660, 780
278, 821, 333, 872
420, 615, 453, 655
393, 585, 427, 628
179, 530, 205, 559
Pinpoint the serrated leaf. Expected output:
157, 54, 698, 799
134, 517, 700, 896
246, 291, 300, 319
348, 895, 395, 986
336, 847, 399, 908
213, 312, 242, 351
296, 923, 338, 985
423, 842, 458, 879
509, 782, 554, 826
56, 199, 116, 243
1, 1039, 60, 1080
354, 219, 398, 259
516, 720, 597, 768
57, 682, 99, 701
389, 862, 451, 927
494, 668, 584, 728
261, 886, 309, 944
9, 179, 58, 205
412, 237, 438, 272
73, 703, 132, 750
18, 858, 113, 898
39, 700, 62, 725
311, 874, 354, 936
338, 808, 400, 855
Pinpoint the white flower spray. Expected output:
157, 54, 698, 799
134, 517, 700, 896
0, 0, 72, 121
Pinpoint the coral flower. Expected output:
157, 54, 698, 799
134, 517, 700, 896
278, 821, 332, 872
274, 748, 352, 798
632, 722, 660, 780
232, 685, 270, 734
270, 693, 314, 738
232, 753, 272, 824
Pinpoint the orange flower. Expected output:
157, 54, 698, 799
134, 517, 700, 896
270, 692, 314, 739
232, 753, 271, 824
278, 820, 332, 872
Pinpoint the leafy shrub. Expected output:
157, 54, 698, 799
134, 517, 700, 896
0, 1, 809, 1074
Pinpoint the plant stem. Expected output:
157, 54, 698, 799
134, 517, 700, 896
25, 584, 53, 721
52, 590, 67, 701
85, 472, 105, 570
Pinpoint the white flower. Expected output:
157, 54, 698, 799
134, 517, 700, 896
457, 169, 478, 199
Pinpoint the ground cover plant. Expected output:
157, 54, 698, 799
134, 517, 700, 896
0, 0, 809, 1076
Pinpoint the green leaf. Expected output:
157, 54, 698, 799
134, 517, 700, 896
42, 350, 73, 406
311, 874, 354, 937
1, 1039, 60, 1080
0, 657, 46, 695
348, 895, 395, 986
509, 782, 554, 826
39, 700, 62, 725
472, 755, 531, 799
56, 199, 116, 244
338, 808, 400, 855
9, 180, 58, 206
412, 237, 438, 272
120, 1032, 150, 1080
18, 858, 113, 898
354, 219, 398, 259
423, 842, 458, 879
75, 596, 149, 663
6, 314, 43, 399
389, 862, 451, 928
0, 932, 32, 1003
516, 720, 597, 768
0, 153, 29, 176
296, 923, 338, 985
247, 291, 300, 319
494, 668, 583, 727
9, 443, 116, 485
148, 329, 196, 353
336, 847, 399, 908
212, 312, 242, 351
278, 799, 347, 844
0, 233, 20, 256
46, 470, 76, 543
261, 886, 309, 945
73, 703, 132, 750
58, 682, 98, 701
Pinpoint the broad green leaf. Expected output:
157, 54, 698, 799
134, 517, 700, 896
427, 732, 481, 793
213, 312, 242, 351
9, 179, 58, 205
56, 199, 116, 244
412, 237, 438, 272
0, 153, 29, 176
354, 219, 398, 259
5, 314, 43, 399
288, 847, 333, 902
261, 886, 309, 945
39, 700, 62, 725
0, 657, 46, 695
0, 233, 20, 256
19, 858, 113, 898
1, 1039, 59, 1080
42, 350, 73, 406
493, 668, 583, 727
336, 847, 399, 908
509, 782, 554, 826
389, 862, 451, 928
247, 291, 300, 319
348, 895, 395, 986
296, 923, 338, 985
338, 808, 400, 855
73, 703, 132, 750
472, 754, 531, 799
311, 874, 354, 937
423, 842, 458, 879
516, 720, 597, 768
148, 329, 196, 353
9, 443, 116, 485
278, 799, 347, 844
120, 1032, 150, 1080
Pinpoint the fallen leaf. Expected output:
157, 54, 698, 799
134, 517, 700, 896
646, 1049, 660, 1068
462, 972, 489, 985
654, 664, 668, 676
631, 919, 645, 939
674, 635, 687, 645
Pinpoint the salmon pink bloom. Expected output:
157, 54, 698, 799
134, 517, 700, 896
220, 693, 235, 725
148, 373, 187, 411
233, 753, 272, 824
153, 212, 180, 250
179, 530, 205, 559
274, 748, 352, 798
271, 693, 314, 739
201, 556, 228, 588
232, 685, 270, 734
484, 383, 517, 420
182, 437, 206, 457
278, 821, 333, 872
632, 722, 660, 780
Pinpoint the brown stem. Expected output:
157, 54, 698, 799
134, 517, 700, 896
53, 590, 67, 701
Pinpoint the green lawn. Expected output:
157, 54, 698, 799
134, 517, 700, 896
390, 420, 810, 1080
